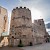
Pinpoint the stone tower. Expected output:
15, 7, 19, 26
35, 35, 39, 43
9, 7, 33, 46
34, 19, 46, 32
32, 19, 47, 44
0, 6, 8, 36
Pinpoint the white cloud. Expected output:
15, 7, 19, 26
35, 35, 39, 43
45, 21, 50, 24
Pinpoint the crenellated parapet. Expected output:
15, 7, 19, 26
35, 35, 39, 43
34, 19, 44, 26
13, 6, 30, 11
9, 6, 33, 46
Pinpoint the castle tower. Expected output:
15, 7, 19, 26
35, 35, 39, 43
32, 19, 47, 44
34, 19, 46, 34
0, 6, 8, 36
9, 7, 33, 46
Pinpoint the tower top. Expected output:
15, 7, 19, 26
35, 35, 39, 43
13, 6, 30, 11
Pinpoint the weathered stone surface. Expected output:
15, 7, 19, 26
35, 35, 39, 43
32, 19, 48, 44
9, 7, 48, 46
0, 6, 8, 36
9, 7, 33, 46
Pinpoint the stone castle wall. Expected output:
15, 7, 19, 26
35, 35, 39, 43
9, 7, 33, 46
9, 7, 48, 46
32, 19, 47, 44
0, 6, 8, 36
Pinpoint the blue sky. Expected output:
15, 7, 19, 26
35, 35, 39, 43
0, 0, 50, 34
0, 0, 50, 22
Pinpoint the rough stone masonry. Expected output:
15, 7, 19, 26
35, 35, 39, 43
9, 7, 48, 46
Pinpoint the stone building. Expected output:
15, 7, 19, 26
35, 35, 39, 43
0, 6, 8, 37
0, 6, 8, 46
9, 7, 33, 46
9, 7, 48, 46
32, 19, 48, 44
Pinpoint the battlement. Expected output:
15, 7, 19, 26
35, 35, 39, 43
38, 19, 44, 22
34, 19, 45, 27
13, 6, 30, 11
34, 19, 44, 23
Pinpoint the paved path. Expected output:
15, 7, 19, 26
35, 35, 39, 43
0, 47, 23, 50
0, 43, 50, 50
22, 43, 50, 50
